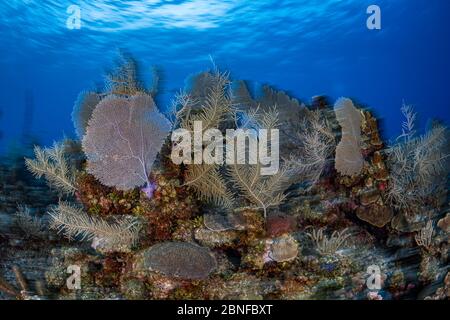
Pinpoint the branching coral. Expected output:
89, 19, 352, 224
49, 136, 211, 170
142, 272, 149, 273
48, 201, 141, 248
233, 81, 334, 191
178, 70, 232, 133
15, 205, 47, 239
229, 163, 289, 218
233, 80, 307, 160
82, 93, 171, 191
227, 107, 291, 218
174, 71, 235, 208
104, 52, 144, 96
415, 220, 434, 250
25, 142, 77, 195
397, 103, 417, 142
307, 227, 351, 256
284, 110, 335, 189
184, 164, 235, 209
173, 72, 292, 218
386, 105, 450, 211
0, 265, 46, 300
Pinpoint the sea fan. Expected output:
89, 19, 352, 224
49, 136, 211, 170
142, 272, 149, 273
334, 97, 364, 176
71, 91, 101, 138
233, 81, 307, 159
82, 93, 171, 190
184, 71, 220, 110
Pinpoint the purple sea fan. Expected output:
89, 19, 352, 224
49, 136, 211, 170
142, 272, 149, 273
82, 93, 171, 190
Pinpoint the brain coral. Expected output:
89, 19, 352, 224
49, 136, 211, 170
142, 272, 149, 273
141, 241, 217, 280
334, 97, 364, 176
82, 93, 171, 190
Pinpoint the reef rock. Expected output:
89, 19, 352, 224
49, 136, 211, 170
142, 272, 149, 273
206, 272, 279, 299
266, 214, 297, 237
135, 242, 217, 280
194, 227, 239, 248
356, 204, 393, 228
359, 188, 381, 206
391, 212, 427, 233
437, 213, 450, 233
203, 213, 235, 231
268, 234, 299, 263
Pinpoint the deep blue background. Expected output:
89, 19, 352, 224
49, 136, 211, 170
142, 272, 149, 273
0, 0, 449, 154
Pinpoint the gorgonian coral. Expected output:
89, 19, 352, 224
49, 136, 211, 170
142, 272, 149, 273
173, 71, 293, 218
284, 109, 335, 189
25, 142, 78, 195
386, 104, 449, 212
49, 201, 141, 249
82, 93, 171, 191
71, 91, 101, 138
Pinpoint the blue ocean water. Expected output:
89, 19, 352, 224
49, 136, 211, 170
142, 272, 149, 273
0, 0, 449, 154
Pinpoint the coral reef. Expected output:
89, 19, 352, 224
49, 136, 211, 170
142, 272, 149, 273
1, 55, 449, 301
